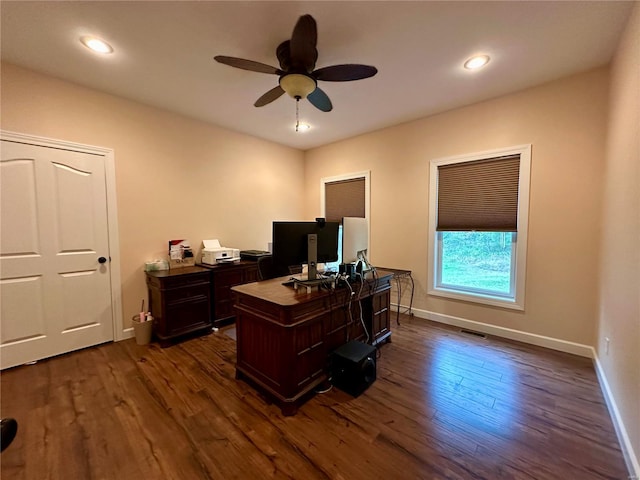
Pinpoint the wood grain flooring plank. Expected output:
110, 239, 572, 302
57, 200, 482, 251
0, 314, 629, 480
161, 338, 333, 479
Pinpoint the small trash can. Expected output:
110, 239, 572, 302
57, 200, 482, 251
132, 314, 154, 345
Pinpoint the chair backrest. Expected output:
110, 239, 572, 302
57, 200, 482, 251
288, 264, 303, 275
257, 255, 299, 280
257, 255, 281, 280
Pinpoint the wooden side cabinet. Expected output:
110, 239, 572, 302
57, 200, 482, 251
198, 261, 259, 327
146, 266, 212, 346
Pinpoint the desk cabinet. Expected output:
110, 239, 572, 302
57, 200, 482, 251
146, 267, 212, 346
198, 261, 259, 327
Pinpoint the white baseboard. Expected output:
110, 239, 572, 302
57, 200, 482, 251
121, 327, 135, 340
593, 353, 640, 479
392, 304, 638, 478
405, 306, 593, 358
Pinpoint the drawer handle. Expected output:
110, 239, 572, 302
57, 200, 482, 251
297, 341, 323, 356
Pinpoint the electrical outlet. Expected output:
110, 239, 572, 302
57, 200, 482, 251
605, 337, 610, 354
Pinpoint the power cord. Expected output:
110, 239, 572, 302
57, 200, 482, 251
343, 277, 354, 342
354, 272, 371, 344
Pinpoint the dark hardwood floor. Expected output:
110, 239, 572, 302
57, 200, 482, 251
1, 315, 629, 479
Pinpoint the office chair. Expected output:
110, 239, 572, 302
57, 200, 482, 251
257, 255, 275, 280
1, 418, 18, 452
288, 265, 303, 275
258, 255, 306, 281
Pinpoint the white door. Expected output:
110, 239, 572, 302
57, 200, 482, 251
1, 139, 114, 369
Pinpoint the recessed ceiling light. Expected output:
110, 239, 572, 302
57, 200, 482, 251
80, 36, 113, 54
464, 55, 490, 70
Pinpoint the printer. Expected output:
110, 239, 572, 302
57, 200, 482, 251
201, 239, 240, 265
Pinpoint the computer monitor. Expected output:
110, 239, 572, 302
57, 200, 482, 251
342, 217, 369, 269
272, 220, 339, 280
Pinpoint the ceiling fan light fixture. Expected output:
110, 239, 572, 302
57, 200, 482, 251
464, 55, 490, 70
280, 74, 316, 99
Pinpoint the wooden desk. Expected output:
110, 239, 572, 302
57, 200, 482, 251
232, 270, 392, 415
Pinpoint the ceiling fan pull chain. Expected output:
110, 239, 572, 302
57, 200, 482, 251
295, 98, 300, 132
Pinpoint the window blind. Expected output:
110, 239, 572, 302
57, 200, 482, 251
325, 177, 365, 223
437, 155, 520, 231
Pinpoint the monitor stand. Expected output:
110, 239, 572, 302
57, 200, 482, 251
290, 233, 323, 292
356, 250, 372, 274
307, 233, 318, 281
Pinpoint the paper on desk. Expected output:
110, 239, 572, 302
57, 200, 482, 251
203, 239, 222, 249
169, 239, 192, 260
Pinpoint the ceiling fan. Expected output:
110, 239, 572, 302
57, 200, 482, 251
214, 14, 378, 114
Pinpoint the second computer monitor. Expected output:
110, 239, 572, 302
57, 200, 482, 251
342, 217, 368, 264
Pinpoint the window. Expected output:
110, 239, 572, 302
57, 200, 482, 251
428, 145, 531, 310
323, 175, 367, 222
321, 171, 370, 270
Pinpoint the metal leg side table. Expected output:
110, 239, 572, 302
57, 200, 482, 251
377, 268, 414, 325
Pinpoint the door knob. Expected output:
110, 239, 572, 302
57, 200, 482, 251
98, 256, 107, 264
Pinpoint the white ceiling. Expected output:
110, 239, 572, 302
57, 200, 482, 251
1, 1, 634, 150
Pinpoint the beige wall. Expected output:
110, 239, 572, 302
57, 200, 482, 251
304, 68, 610, 347
598, 3, 640, 471
1, 63, 305, 331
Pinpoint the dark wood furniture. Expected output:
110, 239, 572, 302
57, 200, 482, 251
146, 266, 212, 347
256, 255, 289, 280
232, 270, 393, 415
197, 260, 259, 327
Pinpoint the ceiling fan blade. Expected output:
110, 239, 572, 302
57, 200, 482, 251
214, 56, 283, 75
307, 87, 332, 112
276, 41, 291, 72
313, 64, 378, 82
290, 14, 318, 73
254, 86, 285, 107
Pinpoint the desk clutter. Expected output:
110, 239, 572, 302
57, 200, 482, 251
144, 259, 169, 272
239, 250, 271, 261
169, 239, 195, 268
202, 239, 240, 265
144, 239, 271, 272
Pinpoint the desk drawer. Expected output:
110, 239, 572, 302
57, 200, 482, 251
147, 272, 209, 290
165, 283, 210, 304
164, 297, 211, 336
